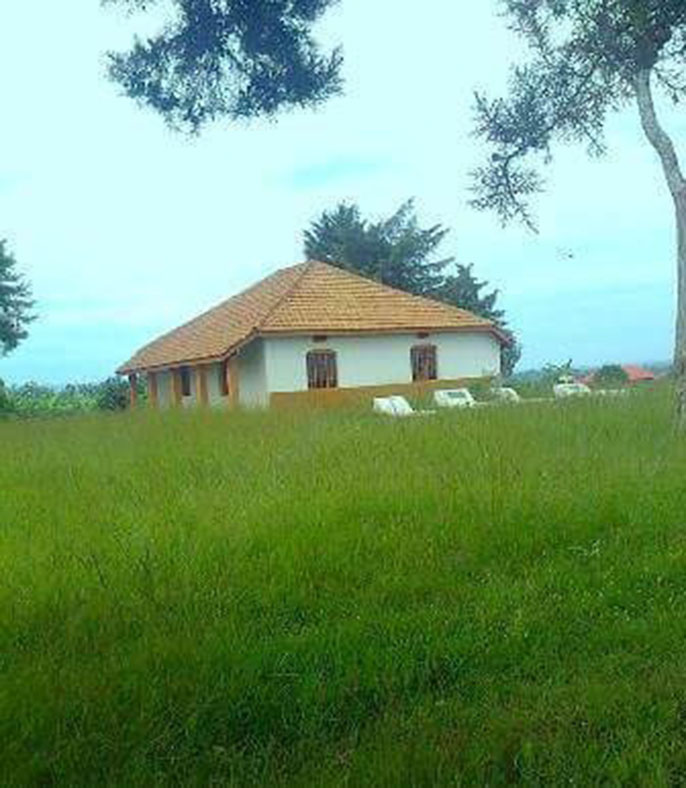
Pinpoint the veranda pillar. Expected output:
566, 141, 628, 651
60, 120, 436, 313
128, 373, 138, 409
196, 365, 209, 406
171, 368, 183, 407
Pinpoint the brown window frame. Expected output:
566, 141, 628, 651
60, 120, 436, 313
411, 345, 438, 382
307, 350, 338, 390
180, 365, 192, 397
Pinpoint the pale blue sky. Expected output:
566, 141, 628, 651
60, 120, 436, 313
0, 0, 681, 383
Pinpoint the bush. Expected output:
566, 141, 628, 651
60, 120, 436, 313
0, 377, 148, 417
594, 364, 629, 387
541, 359, 576, 383
95, 377, 130, 411
0, 378, 11, 414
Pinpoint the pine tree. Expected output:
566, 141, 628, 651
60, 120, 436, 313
304, 203, 521, 374
0, 240, 35, 356
432, 264, 521, 377
304, 200, 452, 295
104, 0, 342, 132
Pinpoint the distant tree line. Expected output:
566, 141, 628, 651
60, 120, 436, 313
0, 377, 144, 418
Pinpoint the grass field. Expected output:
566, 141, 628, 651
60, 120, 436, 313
2, 387, 686, 785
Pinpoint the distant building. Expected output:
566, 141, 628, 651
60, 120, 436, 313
621, 364, 656, 383
118, 261, 510, 409
580, 364, 656, 386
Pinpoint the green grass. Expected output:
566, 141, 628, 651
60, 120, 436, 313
2, 388, 686, 785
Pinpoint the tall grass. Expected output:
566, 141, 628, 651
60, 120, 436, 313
2, 388, 686, 784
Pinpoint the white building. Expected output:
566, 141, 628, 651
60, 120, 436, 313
118, 261, 509, 409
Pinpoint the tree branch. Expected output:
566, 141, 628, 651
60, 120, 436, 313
635, 68, 686, 197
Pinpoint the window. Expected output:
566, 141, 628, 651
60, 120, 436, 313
180, 366, 192, 397
411, 345, 437, 382
307, 350, 338, 389
219, 360, 229, 397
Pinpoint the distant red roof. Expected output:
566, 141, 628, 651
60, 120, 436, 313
621, 364, 655, 383
580, 364, 656, 386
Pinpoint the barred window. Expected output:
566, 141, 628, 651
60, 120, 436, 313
411, 345, 437, 382
307, 350, 338, 389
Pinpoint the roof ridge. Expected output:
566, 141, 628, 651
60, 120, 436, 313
117, 262, 309, 373
128, 265, 293, 357
253, 260, 314, 333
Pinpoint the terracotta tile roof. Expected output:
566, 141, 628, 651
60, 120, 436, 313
581, 364, 657, 386
621, 364, 655, 383
118, 261, 504, 373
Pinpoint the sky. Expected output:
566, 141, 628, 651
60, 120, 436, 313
0, 0, 683, 384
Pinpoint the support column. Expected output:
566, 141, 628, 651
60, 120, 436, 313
196, 365, 209, 406
128, 373, 138, 409
148, 371, 159, 409
171, 368, 182, 407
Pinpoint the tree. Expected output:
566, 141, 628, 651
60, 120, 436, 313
594, 364, 630, 386
0, 378, 10, 414
0, 240, 35, 357
541, 359, 576, 383
303, 201, 521, 374
471, 0, 686, 424
304, 200, 451, 294
95, 376, 145, 411
103, 0, 343, 132
433, 264, 522, 377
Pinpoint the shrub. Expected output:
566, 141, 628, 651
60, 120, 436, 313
95, 377, 130, 411
594, 364, 629, 387
541, 359, 576, 383
0, 378, 11, 414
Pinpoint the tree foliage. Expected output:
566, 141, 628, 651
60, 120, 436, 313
103, 0, 343, 132
304, 200, 451, 294
472, 0, 686, 421
303, 201, 521, 374
95, 377, 137, 411
0, 240, 35, 357
0, 378, 146, 418
434, 264, 522, 376
541, 359, 576, 383
471, 0, 686, 227
0, 378, 9, 414
594, 363, 630, 386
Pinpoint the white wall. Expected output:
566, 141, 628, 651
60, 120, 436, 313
149, 332, 499, 408
238, 339, 269, 407
262, 332, 501, 394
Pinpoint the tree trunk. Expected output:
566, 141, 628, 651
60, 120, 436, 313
635, 69, 686, 429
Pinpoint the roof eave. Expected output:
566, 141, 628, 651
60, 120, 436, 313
118, 323, 511, 376
259, 323, 509, 343
116, 330, 259, 376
